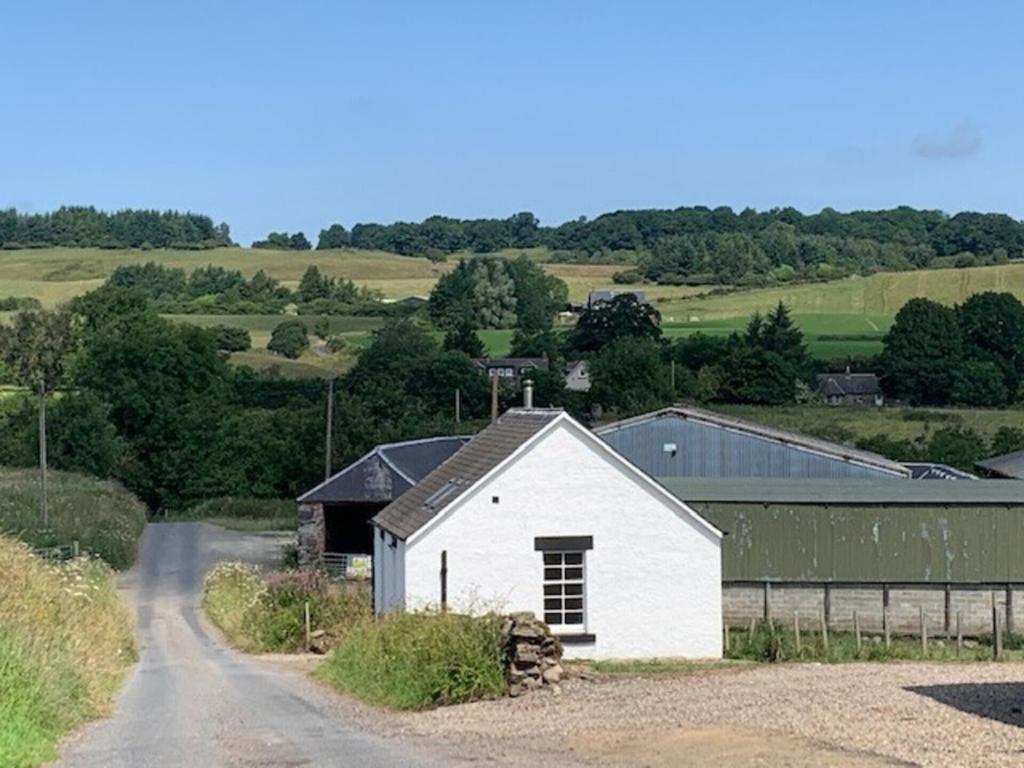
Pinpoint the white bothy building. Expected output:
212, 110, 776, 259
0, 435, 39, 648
372, 408, 723, 660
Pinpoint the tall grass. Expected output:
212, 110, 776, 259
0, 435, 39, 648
726, 619, 1021, 663
316, 611, 507, 710
0, 535, 136, 767
0, 468, 147, 569
177, 497, 297, 532
203, 563, 370, 653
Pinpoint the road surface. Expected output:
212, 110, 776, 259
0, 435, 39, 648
56, 523, 442, 768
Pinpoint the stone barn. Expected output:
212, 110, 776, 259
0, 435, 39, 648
296, 436, 468, 571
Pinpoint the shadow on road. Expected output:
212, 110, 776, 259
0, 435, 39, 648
906, 682, 1024, 728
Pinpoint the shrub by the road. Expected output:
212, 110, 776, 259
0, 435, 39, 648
317, 611, 507, 710
0, 535, 136, 767
203, 563, 370, 653
0, 468, 147, 570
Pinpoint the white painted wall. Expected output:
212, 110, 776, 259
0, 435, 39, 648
403, 420, 722, 659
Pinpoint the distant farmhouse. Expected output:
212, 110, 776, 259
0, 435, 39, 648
815, 370, 883, 407
564, 360, 591, 392
472, 357, 548, 385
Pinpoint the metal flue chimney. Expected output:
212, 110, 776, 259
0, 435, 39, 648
523, 379, 534, 408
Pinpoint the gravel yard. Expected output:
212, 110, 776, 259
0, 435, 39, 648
373, 662, 1024, 767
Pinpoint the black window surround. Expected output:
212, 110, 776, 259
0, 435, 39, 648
534, 536, 593, 552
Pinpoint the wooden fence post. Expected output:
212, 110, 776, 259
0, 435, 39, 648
854, 610, 862, 654
956, 611, 963, 657
794, 610, 801, 654
824, 583, 832, 630
304, 601, 311, 651
944, 583, 952, 638
882, 583, 890, 650
763, 581, 772, 621
920, 606, 927, 655
724, 623, 730, 652
820, 610, 829, 653
1007, 585, 1015, 638
993, 603, 1002, 660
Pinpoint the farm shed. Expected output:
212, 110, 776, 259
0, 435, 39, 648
372, 408, 723, 660
660, 477, 1024, 635
596, 406, 909, 480
975, 449, 1024, 479
296, 436, 469, 571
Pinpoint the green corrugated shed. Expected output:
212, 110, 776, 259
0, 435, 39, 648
657, 478, 1024, 583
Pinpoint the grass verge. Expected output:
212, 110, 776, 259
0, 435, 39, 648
315, 610, 508, 710
0, 468, 147, 570
203, 563, 369, 653
0, 535, 136, 767
726, 619, 1024, 663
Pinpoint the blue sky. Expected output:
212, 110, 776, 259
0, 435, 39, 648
3, 1, 1023, 244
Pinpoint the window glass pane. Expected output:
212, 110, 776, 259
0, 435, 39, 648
564, 567, 583, 580
544, 598, 562, 610
544, 567, 562, 581
565, 612, 584, 624
564, 583, 583, 595
543, 553, 562, 565
565, 598, 583, 610
544, 584, 562, 596
544, 612, 562, 625
564, 552, 583, 565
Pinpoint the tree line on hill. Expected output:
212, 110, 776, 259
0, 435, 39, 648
105, 262, 398, 316
307, 206, 1024, 286
0, 207, 232, 250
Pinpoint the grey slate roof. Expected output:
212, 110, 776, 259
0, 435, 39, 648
815, 372, 881, 397
596, 406, 909, 477
372, 409, 563, 539
297, 436, 470, 504
658, 477, 1024, 505
976, 450, 1024, 480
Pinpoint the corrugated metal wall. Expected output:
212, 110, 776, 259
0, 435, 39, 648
698, 502, 1024, 582
602, 418, 894, 479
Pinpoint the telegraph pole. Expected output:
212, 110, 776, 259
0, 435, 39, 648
324, 377, 335, 480
38, 378, 48, 529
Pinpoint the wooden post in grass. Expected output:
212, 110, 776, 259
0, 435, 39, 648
993, 603, 1002, 660
854, 610, 862, 654
454, 388, 461, 424
944, 583, 952, 639
1007, 585, 1015, 638
723, 623, 730, 652
820, 611, 829, 653
956, 611, 963, 657
882, 584, 891, 651
920, 607, 927, 655
749, 617, 756, 643
490, 374, 499, 423
794, 610, 801, 654
440, 550, 448, 612
304, 601, 311, 651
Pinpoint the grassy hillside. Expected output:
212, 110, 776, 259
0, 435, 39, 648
0, 245, 681, 304
0, 535, 136, 767
0, 468, 147, 569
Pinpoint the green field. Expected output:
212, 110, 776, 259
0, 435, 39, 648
6, 247, 1024, 370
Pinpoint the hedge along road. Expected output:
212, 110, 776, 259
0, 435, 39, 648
55, 523, 443, 768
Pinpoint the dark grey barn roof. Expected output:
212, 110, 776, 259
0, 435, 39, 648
372, 409, 563, 539
976, 450, 1024, 480
904, 462, 977, 480
297, 436, 470, 504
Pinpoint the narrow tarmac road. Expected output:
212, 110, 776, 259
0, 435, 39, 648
55, 523, 442, 768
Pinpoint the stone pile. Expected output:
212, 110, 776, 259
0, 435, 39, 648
503, 612, 564, 697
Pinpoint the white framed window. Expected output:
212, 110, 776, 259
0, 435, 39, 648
542, 551, 586, 627
535, 535, 593, 637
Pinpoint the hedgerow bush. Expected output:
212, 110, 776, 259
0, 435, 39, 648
317, 610, 507, 710
0, 535, 136, 767
203, 563, 370, 653
0, 468, 147, 570
189, 497, 295, 520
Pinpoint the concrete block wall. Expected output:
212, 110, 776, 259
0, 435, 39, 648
724, 583, 1022, 637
